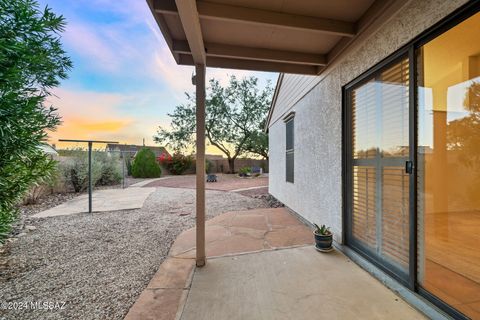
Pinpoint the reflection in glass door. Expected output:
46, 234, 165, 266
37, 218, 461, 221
348, 57, 411, 280
417, 12, 480, 319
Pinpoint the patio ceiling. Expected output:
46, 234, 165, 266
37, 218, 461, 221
147, 0, 406, 75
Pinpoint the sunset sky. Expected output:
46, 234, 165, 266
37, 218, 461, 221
39, 0, 277, 152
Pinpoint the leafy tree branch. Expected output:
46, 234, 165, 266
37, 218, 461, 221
154, 76, 272, 173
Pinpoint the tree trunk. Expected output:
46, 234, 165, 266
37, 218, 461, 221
227, 158, 235, 173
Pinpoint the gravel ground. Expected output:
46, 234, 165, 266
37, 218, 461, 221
6, 177, 148, 241
0, 187, 267, 320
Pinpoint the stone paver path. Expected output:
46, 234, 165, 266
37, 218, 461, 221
169, 207, 312, 258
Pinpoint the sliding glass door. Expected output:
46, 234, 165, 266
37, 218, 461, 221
345, 6, 480, 319
416, 11, 480, 320
347, 56, 412, 282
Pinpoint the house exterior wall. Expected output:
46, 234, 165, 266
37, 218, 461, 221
269, 74, 319, 126
268, 0, 469, 244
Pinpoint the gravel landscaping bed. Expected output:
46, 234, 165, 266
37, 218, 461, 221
6, 177, 149, 241
0, 187, 268, 320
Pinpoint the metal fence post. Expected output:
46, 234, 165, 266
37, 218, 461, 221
88, 141, 93, 213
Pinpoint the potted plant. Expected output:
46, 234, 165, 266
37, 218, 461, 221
238, 166, 251, 178
313, 224, 333, 252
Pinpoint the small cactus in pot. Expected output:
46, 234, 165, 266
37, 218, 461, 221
313, 223, 333, 252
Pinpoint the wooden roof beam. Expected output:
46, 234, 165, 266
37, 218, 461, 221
174, 0, 206, 64
155, 0, 356, 37
172, 40, 327, 66
178, 54, 320, 75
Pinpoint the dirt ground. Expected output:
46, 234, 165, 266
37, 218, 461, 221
144, 173, 268, 191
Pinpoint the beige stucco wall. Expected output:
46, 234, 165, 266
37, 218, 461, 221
268, 0, 470, 243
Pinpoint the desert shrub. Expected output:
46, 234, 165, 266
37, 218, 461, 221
131, 148, 162, 178
61, 150, 102, 192
96, 152, 122, 186
239, 167, 251, 175
60, 150, 122, 191
159, 152, 192, 175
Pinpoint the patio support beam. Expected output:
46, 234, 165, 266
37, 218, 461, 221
155, 0, 356, 37
174, 0, 207, 266
174, 0, 206, 64
194, 63, 206, 267
173, 40, 327, 66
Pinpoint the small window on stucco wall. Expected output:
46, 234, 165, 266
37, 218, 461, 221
285, 114, 294, 183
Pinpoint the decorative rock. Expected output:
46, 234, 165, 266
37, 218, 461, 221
25, 225, 37, 231
1, 186, 268, 320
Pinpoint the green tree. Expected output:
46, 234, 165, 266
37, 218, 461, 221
447, 82, 480, 205
131, 148, 162, 178
0, 0, 72, 241
154, 76, 272, 173
244, 130, 269, 160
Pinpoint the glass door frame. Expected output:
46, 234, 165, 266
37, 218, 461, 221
343, 47, 415, 289
342, 1, 479, 319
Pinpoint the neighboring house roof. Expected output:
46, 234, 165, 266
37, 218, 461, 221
105, 144, 170, 157
38, 144, 59, 156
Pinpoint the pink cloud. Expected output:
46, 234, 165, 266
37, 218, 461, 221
45, 88, 171, 146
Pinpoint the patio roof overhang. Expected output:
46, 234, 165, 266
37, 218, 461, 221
145, 0, 409, 268
147, 0, 408, 75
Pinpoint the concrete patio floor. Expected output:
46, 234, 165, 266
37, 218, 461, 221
32, 187, 156, 218
182, 247, 425, 320
125, 208, 425, 320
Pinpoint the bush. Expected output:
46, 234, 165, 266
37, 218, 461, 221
96, 152, 122, 186
1, 154, 57, 239
60, 150, 123, 192
159, 152, 192, 175
0, 0, 72, 243
239, 167, 251, 175
132, 148, 162, 178
62, 150, 102, 192
23, 161, 60, 204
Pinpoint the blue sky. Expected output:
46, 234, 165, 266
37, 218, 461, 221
38, 0, 277, 149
